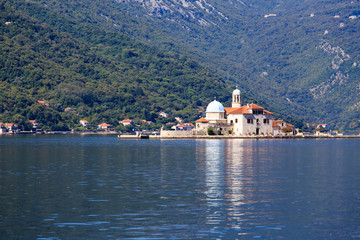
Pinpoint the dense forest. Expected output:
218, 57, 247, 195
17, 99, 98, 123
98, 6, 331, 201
13, 0, 360, 130
0, 1, 243, 131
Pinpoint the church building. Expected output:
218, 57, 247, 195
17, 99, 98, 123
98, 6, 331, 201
195, 88, 274, 135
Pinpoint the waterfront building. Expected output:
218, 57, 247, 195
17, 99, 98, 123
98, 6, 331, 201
172, 123, 195, 131
98, 123, 111, 130
195, 88, 274, 136
316, 124, 330, 132
272, 120, 296, 135
80, 120, 89, 127
119, 119, 133, 126
5, 123, 20, 133
29, 120, 39, 130
0, 123, 7, 134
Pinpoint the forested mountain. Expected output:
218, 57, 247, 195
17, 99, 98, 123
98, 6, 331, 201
2, 0, 360, 131
9, 0, 359, 130
0, 0, 240, 131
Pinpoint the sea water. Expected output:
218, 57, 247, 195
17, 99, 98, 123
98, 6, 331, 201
0, 135, 359, 239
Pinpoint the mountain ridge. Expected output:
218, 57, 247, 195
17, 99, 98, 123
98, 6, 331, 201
106, 0, 360, 130
2, 0, 360, 130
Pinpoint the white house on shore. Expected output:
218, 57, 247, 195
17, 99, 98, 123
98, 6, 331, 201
0, 123, 7, 134
29, 120, 39, 129
98, 123, 111, 130
80, 120, 89, 127
195, 88, 274, 136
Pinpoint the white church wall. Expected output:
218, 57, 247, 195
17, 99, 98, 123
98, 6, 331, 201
227, 114, 273, 135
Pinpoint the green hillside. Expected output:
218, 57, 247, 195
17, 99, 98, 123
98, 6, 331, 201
0, 1, 239, 131
13, 0, 360, 130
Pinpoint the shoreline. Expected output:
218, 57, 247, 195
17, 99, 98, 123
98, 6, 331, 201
0, 131, 119, 136
2, 131, 360, 139
118, 134, 360, 139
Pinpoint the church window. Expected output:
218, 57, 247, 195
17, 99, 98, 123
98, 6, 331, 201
235, 119, 238, 123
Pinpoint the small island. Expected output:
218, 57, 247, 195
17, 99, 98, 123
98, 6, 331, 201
119, 87, 357, 139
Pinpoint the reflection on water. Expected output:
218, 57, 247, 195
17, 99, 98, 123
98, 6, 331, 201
204, 140, 225, 206
224, 140, 248, 231
198, 139, 360, 239
201, 139, 273, 235
0, 136, 360, 239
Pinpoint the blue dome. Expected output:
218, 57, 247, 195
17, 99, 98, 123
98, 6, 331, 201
233, 88, 241, 95
206, 100, 225, 113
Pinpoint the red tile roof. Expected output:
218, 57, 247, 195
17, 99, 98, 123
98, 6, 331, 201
119, 119, 133, 124
196, 118, 209, 123
224, 106, 251, 114
224, 104, 273, 115
5, 123, 18, 128
141, 120, 153, 124
176, 123, 195, 128
272, 120, 294, 128
37, 100, 49, 106
248, 104, 264, 110
272, 120, 283, 127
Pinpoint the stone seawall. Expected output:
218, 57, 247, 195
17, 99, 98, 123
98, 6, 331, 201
118, 130, 360, 139
153, 135, 360, 139
160, 130, 204, 138
154, 130, 360, 139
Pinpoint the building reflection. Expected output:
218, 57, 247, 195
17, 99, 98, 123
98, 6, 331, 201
204, 140, 226, 207
200, 139, 258, 229
223, 139, 257, 230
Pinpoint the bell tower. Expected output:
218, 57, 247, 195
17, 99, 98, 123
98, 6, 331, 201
232, 87, 241, 108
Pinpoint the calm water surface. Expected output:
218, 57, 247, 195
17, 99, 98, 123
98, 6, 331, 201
0, 135, 360, 239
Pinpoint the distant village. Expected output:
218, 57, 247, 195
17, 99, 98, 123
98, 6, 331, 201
0, 88, 335, 137
0, 89, 335, 136
0, 88, 337, 136
0, 116, 331, 136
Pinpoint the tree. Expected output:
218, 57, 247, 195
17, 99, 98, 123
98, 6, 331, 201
207, 128, 214, 135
